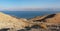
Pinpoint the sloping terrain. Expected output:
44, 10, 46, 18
0, 12, 33, 31
29, 13, 60, 23
45, 13, 60, 23
0, 12, 60, 31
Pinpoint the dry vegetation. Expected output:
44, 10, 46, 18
0, 12, 60, 31
0, 12, 32, 31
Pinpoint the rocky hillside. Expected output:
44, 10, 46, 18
29, 13, 60, 23
0, 12, 60, 31
0, 12, 47, 31
0, 12, 33, 31
45, 13, 60, 23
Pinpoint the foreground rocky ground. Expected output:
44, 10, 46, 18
0, 12, 60, 31
0, 24, 60, 31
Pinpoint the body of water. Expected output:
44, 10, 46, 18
1, 11, 60, 18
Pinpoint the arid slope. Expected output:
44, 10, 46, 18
0, 12, 31, 30
29, 13, 60, 23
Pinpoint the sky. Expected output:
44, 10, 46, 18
0, 0, 60, 10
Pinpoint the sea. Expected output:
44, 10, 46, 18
1, 11, 60, 19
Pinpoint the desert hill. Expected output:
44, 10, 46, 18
0, 12, 60, 31
45, 13, 60, 23
0, 12, 33, 31
29, 13, 60, 23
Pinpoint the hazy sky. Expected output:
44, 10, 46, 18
0, 0, 60, 10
